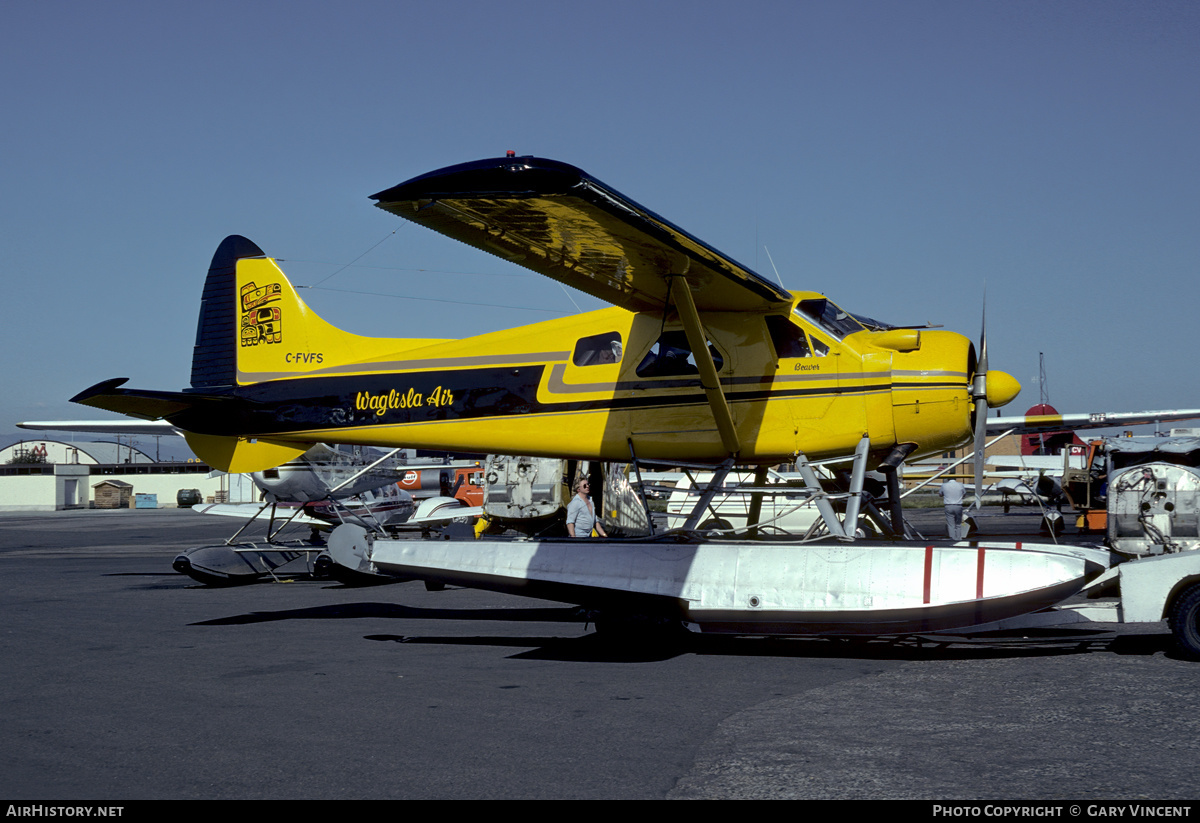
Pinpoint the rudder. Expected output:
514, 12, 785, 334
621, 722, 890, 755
190, 235, 264, 392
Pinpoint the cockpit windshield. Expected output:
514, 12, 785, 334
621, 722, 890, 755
795, 299, 865, 339
848, 312, 895, 332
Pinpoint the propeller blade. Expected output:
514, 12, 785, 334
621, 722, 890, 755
973, 394, 988, 509
977, 288, 988, 376
972, 290, 988, 509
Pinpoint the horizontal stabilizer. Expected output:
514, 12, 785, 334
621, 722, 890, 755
70, 378, 310, 472
70, 378, 235, 421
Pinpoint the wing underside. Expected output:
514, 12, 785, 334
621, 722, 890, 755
370, 156, 793, 314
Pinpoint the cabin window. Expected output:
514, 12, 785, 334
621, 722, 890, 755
795, 298, 863, 340
572, 332, 623, 366
765, 316, 812, 359
635, 330, 724, 377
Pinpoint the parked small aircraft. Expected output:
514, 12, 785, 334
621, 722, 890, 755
66, 155, 1195, 633
185, 450, 485, 585
16, 419, 479, 583
180, 447, 482, 585
905, 400, 1200, 508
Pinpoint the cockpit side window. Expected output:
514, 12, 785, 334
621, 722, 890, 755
795, 298, 863, 340
572, 332, 623, 367
765, 315, 811, 359
635, 330, 724, 377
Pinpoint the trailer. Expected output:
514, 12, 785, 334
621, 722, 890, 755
986, 548, 1200, 660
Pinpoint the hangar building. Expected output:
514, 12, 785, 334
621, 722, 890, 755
0, 439, 253, 511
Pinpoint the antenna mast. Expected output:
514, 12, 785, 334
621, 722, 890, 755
1038, 352, 1049, 406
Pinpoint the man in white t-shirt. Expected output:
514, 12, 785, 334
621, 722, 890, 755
566, 477, 607, 538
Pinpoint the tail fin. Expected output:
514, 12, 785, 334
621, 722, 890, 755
74, 235, 450, 474
191, 235, 448, 388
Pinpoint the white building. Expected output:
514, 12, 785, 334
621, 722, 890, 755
0, 439, 256, 511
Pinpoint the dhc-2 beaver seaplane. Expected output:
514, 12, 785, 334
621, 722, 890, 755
73, 154, 1127, 636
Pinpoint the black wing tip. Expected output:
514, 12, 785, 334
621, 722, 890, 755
370, 155, 589, 203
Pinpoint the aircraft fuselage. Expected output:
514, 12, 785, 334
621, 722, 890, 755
172, 270, 976, 470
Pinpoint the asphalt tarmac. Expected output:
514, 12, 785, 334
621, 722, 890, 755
1, 508, 1196, 801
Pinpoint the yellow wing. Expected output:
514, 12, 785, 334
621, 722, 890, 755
371, 156, 793, 314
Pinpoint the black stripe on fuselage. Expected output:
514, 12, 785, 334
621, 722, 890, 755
168, 365, 963, 437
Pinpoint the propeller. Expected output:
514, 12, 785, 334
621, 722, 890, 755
969, 291, 1022, 509
971, 296, 989, 509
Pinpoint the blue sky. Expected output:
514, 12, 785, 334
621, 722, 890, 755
3, 0, 1198, 454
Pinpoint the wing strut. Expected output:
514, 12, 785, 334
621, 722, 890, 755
680, 458, 737, 531
221, 501, 275, 546
627, 438, 657, 537
669, 277, 740, 457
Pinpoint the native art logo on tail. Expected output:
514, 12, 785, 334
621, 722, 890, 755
239, 281, 283, 347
